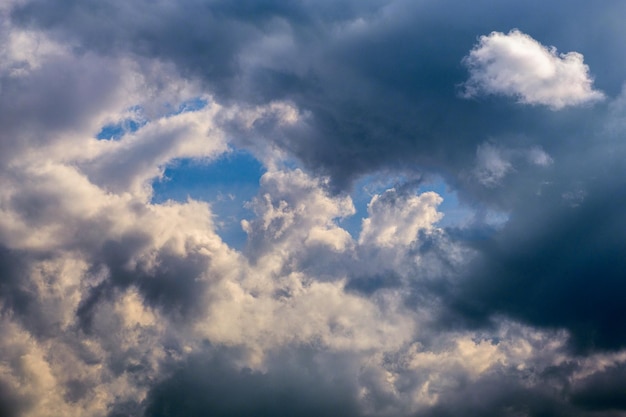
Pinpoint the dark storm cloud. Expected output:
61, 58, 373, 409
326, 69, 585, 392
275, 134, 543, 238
0, 247, 28, 315
0, 247, 72, 339
345, 270, 403, 295
137, 347, 626, 417
77, 236, 211, 333
0, 378, 27, 417
571, 363, 626, 412
9, 0, 382, 103
416, 359, 626, 417
419, 372, 579, 417
442, 165, 626, 352
0, 228, 206, 337
142, 348, 362, 417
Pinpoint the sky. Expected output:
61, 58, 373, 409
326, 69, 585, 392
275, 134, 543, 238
2, 1, 626, 416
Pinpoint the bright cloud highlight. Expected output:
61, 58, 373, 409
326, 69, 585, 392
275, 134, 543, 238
462, 29, 604, 109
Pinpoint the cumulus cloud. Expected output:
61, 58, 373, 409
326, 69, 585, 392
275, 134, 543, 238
4, 1, 626, 416
462, 29, 605, 109
0, 32, 444, 412
359, 188, 443, 248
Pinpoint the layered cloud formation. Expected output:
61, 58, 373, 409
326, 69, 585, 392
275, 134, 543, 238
2, 1, 626, 416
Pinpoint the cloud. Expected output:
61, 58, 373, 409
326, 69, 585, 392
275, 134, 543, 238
142, 349, 365, 417
470, 142, 553, 187
472, 143, 514, 186
462, 29, 604, 109
359, 188, 443, 248
443, 174, 626, 352
4, 1, 626, 417
571, 363, 626, 412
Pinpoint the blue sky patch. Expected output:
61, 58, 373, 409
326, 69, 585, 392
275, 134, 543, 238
151, 150, 265, 248
96, 118, 145, 140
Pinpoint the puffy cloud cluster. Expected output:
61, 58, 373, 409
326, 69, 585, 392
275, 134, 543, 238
0, 16, 454, 415
463, 29, 605, 109
360, 189, 443, 248
3, 1, 626, 416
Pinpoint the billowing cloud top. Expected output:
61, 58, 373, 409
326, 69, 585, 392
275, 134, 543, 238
463, 29, 605, 109
2, 1, 626, 417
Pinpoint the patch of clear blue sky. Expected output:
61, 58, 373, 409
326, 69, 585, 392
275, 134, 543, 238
151, 150, 265, 248
422, 179, 474, 228
96, 118, 144, 140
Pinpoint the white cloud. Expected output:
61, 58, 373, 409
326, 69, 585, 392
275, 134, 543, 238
359, 189, 443, 248
242, 168, 355, 255
462, 29, 604, 109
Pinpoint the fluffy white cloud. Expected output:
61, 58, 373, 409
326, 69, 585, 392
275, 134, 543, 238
359, 189, 443, 248
463, 29, 604, 109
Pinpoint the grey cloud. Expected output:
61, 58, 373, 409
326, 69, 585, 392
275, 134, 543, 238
139, 344, 626, 417
102, 240, 211, 317
0, 47, 125, 165
443, 174, 626, 352
571, 363, 626, 412
0, 378, 27, 417
0, 247, 74, 339
142, 348, 363, 417
76, 236, 211, 335
345, 269, 403, 295
419, 373, 578, 417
